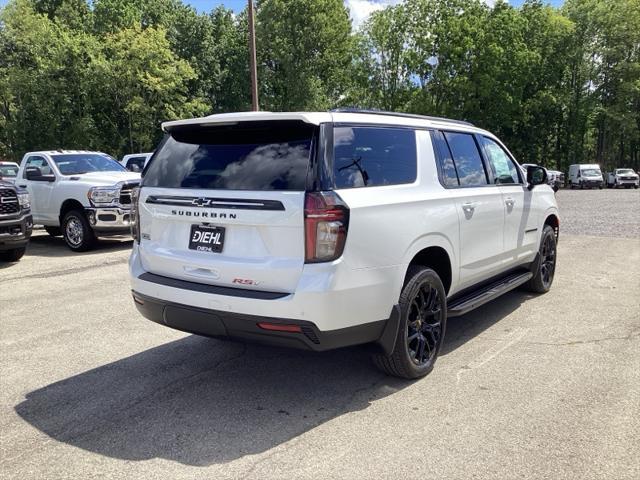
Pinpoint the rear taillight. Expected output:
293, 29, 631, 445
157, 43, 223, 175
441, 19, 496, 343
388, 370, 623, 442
304, 191, 349, 263
131, 186, 140, 243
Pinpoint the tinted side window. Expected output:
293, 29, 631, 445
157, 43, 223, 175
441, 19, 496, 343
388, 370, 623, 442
431, 130, 459, 186
23, 156, 52, 177
481, 137, 521, 184
443, 132, 488, 186
333, 127, 417, 188
126, 157, 146, 171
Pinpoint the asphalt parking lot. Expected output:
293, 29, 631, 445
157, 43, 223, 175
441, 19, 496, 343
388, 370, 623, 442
1, 189, 639, 479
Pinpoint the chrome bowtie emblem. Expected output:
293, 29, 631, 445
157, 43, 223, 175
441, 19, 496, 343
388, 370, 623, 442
191, 198, 211, 207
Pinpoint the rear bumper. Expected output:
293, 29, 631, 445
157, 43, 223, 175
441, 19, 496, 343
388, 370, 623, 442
0, 213, 32, 250
129, 242, 402, 332
132, 291, 387, 351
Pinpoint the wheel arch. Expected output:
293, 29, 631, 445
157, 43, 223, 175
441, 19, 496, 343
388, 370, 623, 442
59, 199, 85, 223
402, 234, 456, 296
543, 211, 560, 242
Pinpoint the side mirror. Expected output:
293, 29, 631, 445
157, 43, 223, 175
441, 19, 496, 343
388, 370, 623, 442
25, 167, 42, 180
526, 166, 547, 190
25, 167, 55, 182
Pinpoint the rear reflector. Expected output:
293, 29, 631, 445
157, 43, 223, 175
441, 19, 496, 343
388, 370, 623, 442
257, 322, 303, 333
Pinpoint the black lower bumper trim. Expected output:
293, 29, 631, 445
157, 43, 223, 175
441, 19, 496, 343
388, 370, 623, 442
138, 272, 289, 300
0, 214, 32, 250
132, 291, 387, 352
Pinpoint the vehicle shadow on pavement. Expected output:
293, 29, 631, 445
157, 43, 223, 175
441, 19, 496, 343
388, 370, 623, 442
26, 232, 132, 257
14, 337, 408, 466
441, 290, 534, 355
14, 290, 532, 466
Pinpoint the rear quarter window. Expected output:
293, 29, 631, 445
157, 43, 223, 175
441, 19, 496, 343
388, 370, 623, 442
333, 126, 417, 188
442, 132, 488, 187
142, 121, 316, 191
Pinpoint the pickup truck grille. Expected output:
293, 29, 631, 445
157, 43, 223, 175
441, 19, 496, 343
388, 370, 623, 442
0, 188, 19, 216
119, 182, 140, 207
621, 176, 636, 181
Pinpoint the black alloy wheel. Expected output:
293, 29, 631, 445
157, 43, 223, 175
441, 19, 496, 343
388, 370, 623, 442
524, 224, 557, 294
406, 282, 444, 366
539, 231, 556, 290
373, 266, 447, 379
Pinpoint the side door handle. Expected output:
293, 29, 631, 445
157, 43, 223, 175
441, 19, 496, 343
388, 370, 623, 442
505, 197, 515, 207
462, 202, 476, 213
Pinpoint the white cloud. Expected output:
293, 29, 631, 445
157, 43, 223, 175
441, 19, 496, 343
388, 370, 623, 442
344, 0, 403, 29
345, 0, 499, 29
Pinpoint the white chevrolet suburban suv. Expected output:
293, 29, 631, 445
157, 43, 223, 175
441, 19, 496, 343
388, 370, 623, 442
129, 110, 559, 379
17, 150, 140, 251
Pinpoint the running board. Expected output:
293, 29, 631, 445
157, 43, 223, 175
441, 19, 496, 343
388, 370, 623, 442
447, 271, 533, 317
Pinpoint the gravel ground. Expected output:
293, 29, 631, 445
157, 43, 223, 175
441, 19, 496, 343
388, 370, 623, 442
555, 188, 640, 238
0, 190, 638, 480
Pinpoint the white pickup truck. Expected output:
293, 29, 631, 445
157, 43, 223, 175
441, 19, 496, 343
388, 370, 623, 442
16, 150, 140, 251
606, 168, 639, 189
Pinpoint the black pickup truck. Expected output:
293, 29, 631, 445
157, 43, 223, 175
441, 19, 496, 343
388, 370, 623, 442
0, 180, 32, 261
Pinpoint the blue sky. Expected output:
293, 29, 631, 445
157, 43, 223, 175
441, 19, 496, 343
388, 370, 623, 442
0, 0, 565, 24
197, 1, 565, 14
0, 0, 563, 12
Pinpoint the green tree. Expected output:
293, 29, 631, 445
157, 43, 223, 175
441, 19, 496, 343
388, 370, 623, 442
565, 0, 640, 170
256, 0, 352, 110
92, 25, 207, 155
0, 0, 101, 158
348, 4, 413, 110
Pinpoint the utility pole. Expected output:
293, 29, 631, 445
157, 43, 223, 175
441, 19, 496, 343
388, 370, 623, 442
248, 0, 259, 111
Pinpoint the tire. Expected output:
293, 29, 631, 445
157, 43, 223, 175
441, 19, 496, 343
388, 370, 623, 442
62, 210, 96, 252
373, 266, 447, 379
634, 185, 638, 189
44, 226, 62, 237
0, 247, 26, 262
524, 224, 557, 294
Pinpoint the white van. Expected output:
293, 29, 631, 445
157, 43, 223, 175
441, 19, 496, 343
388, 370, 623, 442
569, 164, 603, 189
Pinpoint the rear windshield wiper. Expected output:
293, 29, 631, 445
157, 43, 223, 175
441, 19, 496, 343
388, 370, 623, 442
338, 156, 369, 186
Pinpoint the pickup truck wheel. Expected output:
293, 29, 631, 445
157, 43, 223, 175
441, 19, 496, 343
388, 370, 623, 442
373, 266, 447, 379
62, 210, 96, 252
0, 247, 26, 262
44, 226, 62, 237
524, 225, 557, 294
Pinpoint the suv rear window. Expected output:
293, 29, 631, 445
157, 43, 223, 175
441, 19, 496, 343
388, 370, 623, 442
333, 126, 417, 188
143, 121, 315, 191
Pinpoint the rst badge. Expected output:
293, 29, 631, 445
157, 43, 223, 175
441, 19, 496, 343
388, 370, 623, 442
188, 224, 225, 253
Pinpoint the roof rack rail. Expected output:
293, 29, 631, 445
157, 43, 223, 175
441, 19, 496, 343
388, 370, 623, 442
329, 108, 474, 127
